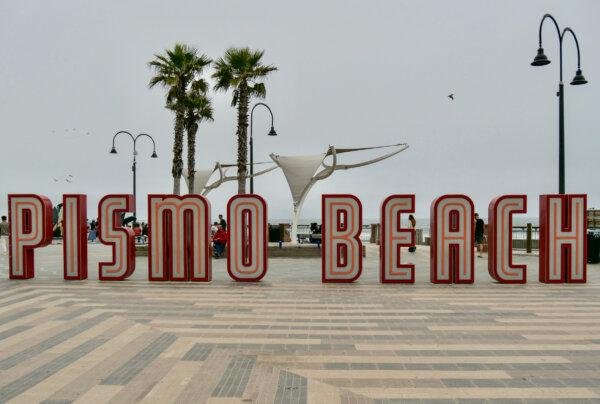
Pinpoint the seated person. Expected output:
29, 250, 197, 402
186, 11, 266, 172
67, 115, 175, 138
212, 224, 228, 258
133, 223, 142, 243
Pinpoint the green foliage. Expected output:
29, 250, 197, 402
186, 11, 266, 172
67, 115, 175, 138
211, 47, 277, 105
148, 45, 276, 194
211, 47, 277, 193
148, 44, 213, 194
149, 43, 212, 112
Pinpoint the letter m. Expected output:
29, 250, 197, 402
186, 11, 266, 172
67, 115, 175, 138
148, 195, 211, 282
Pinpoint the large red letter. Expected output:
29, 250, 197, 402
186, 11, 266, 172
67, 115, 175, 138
430, 195, 474, 283
63, 194, 88, 280
98, 194, 135, 281
227, 195, 267, 282
322, 194, 362, 283
488, 195, 527, 283
539, 194, 586, 283
8, 194, 53, 279
380, 195, 415, 283
148, 194, 211, 282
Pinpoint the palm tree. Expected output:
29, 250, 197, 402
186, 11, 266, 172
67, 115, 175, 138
183, 81, 213, 193
212, 47, 277, 194
148, 44, 212, 194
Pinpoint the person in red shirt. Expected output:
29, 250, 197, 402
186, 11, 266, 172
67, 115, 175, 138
212, 224, 228, 258
133, 223, 142, 243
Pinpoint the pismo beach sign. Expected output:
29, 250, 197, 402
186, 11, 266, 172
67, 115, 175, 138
6, 193, 587, 284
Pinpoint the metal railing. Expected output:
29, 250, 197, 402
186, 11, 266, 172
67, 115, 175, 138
354, 224, 541, 252
297, 224, 373, 242
298, 223, 542, 251
512, 225, 540, 252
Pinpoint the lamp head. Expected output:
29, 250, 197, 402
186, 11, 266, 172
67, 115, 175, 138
531, 47, 551, 66
268, 126, 277, 136
151, 150, 158, 158
570, 69, 588, 85
110, 146, 117, 154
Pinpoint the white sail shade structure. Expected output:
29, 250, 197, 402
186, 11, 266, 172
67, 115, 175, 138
270, 143, 409, 244
184, 162, 278, 196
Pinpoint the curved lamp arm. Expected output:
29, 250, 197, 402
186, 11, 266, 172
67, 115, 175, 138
538, 14, 563, 81
538, 13, 561, 47
111, 130, 135, 149
562, 27, 582, 69
251, 102, 275, 135
134, 133, 157, 155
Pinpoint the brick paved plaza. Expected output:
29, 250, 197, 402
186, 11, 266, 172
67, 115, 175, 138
0, 244, 599, 403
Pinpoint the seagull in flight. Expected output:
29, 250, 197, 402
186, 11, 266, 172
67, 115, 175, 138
448, 93, 455, 100
52, 177, 59, 182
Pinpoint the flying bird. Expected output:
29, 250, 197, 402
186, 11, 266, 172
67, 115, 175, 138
448, 93, 454, 100
52, 177, 58, 182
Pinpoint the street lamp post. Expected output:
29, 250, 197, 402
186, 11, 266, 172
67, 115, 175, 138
249, 102, 277, 194
531, 13, 588, 195
110, 131, 158, 217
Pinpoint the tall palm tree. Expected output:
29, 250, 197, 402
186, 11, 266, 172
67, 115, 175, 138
183, 81, 213, 193
212, 47, 277, 194
148, 44, 212, 194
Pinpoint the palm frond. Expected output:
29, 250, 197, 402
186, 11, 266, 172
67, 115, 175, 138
250, 82, 266, 98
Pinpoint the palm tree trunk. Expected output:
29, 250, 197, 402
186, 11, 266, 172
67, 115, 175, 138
236, 85, 250, 194
187, 119, 198, 194
172, 111, 185, 195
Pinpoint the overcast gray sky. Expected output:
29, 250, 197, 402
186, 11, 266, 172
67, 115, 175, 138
1, 0, 598, 222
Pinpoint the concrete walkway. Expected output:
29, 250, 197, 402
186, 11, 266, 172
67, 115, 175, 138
0, 244, 599, 403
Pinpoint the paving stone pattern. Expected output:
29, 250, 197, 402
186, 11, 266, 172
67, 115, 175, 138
0, 244, 599, 403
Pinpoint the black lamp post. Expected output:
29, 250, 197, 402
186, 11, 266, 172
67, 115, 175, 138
110, 131, 158, 217
249, 102, 277, 194
531, 13, 588, 194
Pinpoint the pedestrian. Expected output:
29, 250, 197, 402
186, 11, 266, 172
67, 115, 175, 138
212, 224, 228, 258
142, 222, 148, 242
133, 222, 142, 243
474, 213, 485, 258
88, 219, 97, 242
408, 214, 417, 253
0, 216, 9, 255
211, 221, 218, 236
218, 214, 227, 231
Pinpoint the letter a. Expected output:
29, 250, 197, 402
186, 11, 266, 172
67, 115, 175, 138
322, 194, 363, 282
8, 194, 53, 279
430, 195, 474, 283
539, 194, 586, 283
